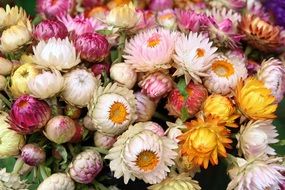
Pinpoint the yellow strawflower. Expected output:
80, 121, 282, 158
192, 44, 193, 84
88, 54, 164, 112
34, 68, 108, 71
234, 77, 277, 120
178, 116, 232, 169
203, 94, 239, 127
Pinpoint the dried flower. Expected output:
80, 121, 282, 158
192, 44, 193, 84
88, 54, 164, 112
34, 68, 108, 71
38, 173, 75, 190
21, 144, 46, 166
110, 63, 137, 89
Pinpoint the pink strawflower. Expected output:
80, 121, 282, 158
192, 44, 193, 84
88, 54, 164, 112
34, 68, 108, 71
33, 19, 68, 41
91, 62, 110, 76
58, 14, 105, 36
134, 10, 156, 31
157, 9, 177, 30
175, 9, 210, 33
149, 0, 173, 11
139, 72, 173, 99
21, 144, 46, 166
135, 92, 157, 122
9, 95, 51, 134
74, 32, 109, 62
36, 0, 74, 19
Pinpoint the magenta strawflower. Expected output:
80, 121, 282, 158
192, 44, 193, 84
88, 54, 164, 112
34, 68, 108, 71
74, 32, 109, 62
33, 20, 68, 41
82, 0, 104, 8
9, 95, 51, 134
91, 62, 110, 76
175, 9, 210, 33
58, 14, 105, 36
21, 144, 46, 166
149, 0, 173, 11
139, 72, 173, 99
36, 0, 74, 18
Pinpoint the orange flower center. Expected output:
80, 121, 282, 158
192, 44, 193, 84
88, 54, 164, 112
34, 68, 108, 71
135, 150, 159, 171
108, 102, 128, 124
115, 0, 131, 5
159, 13, 175, 20
147, 34, 161, 48
212, 59, 234, 78
196, 48, 205, 58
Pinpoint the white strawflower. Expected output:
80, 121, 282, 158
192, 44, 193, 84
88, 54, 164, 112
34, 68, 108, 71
28, 69, 64, 99
33, 37, 80, 71
110, 62, 137, 89
88, 83, 137, 136
62, 68, 100, 107
105, 122, 178, 184
227, 156, 285, 190
236, 120, 278, 159
204, 53, 248, 95
173, 32, 217, 83
166, 119, 187, 143
0, 21, 32, 53
257, 58, 285, 102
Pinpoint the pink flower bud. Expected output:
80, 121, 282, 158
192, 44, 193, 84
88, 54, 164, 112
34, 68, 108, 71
9, 95, 51, 134
37, 0, 74, 19
33, 20, 68, 41
91, 62, 110, 77
94, 131, 116, 149
21, 144, 46, 166
69, 122, 84, 143
44, 115, 76, 144
149, 0, 173, 11
74, 33, 110, 62
135, 92, 157, 122
139, 72, 173, 99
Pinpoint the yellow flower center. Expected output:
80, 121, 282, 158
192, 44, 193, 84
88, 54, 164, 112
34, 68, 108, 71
147, 34, 161, 48
159, 13, 175, 20
191, 127, 217, 153
196, 48, 205, 58
212, 59, 235, 78
135, 150, 159, 171
108, 102, 128, 124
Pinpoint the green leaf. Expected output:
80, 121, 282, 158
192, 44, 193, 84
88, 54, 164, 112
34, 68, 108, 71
93, 181, 109, 190
55, 145, 68, 166
177, 78, 188, 98
111, 50, 119, 63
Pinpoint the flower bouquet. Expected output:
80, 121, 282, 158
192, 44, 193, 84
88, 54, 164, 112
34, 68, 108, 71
0, 0, 285, 189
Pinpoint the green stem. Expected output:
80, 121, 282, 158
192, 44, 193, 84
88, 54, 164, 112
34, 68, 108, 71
50, 97, 59, 116
68, 143, 76, 157
244, 46, 252, 58
39, 165, 48, 180
115, 31, 126, 63
0, 93, 11, 108
12, 158, 24, 174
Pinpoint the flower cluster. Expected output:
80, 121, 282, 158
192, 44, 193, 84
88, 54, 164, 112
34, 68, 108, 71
0, 0, 285, 190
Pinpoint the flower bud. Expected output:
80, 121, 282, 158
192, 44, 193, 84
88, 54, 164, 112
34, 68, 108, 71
69, 122, 84, 143
68, 149, 103, 184
110, 63, 137, 89
91, 62, 110, 77
21, 144, 46, 166
0, 111, 25, 158
135, 92, 156, 122
83, 115, 96, 131
157, 9, 177, 30
38, 173, 75, 190
10, 63, 41, 98
64, 104, 82, 119
139, 72, 173, 99
106, 2, 139, 28
94, 131, 116, 149
9, 95, 51, 134
74, 33, 109, 62
37, 0, 74, 19
0, 76, 6, 91
0, 57, 13, 76
0, 21, 32, 53
149, 0, 173, 11
33, 19, 68, 41
44, 115, 76, 144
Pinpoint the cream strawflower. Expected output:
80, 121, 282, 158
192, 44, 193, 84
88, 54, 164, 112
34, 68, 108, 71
28, 69, 64, 99
166, 119, 186, 143
135, 92, 157, 122
0, 21, 32, 53
37, 173, 75, 190
33, 37, 80, 71
148, 173, 201, 190
62, 68, 100, 107
236, 120, 278, 159
257, 58, 285, 102
227, 156, 285, 190
0, 5, 28, 28
0, 75, 6, 91
106, 2, 139, 29
173, 32, 217, 83
204, 53, 248, 95
110, 62, 137, 89
88, 83, 137, 136
124, 28, 178, 72
105, 122, 178, 184
0, 111, 25, 158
